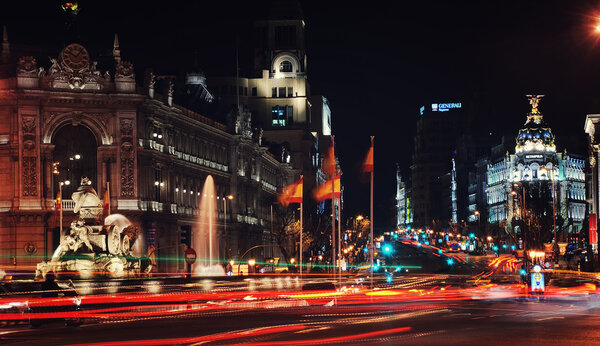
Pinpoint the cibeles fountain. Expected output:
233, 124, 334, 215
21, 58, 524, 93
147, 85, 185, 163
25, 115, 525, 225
36, 177, 149, 279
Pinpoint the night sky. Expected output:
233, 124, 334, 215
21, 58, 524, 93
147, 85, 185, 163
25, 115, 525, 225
3, 0, 600, 231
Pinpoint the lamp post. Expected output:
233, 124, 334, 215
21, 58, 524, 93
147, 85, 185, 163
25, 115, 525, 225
474, 210, 480, 234
223, 195, 233, 260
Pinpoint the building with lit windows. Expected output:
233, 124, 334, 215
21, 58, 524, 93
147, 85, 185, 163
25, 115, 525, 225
207, 3, 332, 202
486, 96, 586, 241
0, 28, 297, 272
396, 165, 412, 229
411, 101, 469, 227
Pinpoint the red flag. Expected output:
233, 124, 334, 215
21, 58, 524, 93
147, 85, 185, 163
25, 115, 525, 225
323, 139, 336, 176
278, 177, 303, 207
313, 174, 341, 201
362, 144, 373, 173
102, 185, 110, 216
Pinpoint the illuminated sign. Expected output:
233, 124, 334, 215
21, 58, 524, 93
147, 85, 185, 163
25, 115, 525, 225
432, 103, 462, 112
530, 272, 545, 292
525, 154, 543, 159
590, 213, 597, 245
419, 106, 425, 115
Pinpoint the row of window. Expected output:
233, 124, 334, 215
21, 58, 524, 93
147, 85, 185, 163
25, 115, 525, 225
148, 125, 228, 166
271, 87, 294, 98
212, 85, 299, 98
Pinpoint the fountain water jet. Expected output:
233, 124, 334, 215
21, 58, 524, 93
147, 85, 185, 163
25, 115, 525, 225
193, 175, 225, 276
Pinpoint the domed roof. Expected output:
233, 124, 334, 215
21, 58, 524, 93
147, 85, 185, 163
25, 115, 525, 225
515, 95, 556, 153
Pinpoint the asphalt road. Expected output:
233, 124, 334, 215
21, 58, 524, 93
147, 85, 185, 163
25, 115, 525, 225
2, 250, 599, 345
3, 293, 600, 345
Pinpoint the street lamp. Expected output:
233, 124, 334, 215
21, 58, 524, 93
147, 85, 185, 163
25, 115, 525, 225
474, 210, 480, 234
223, 194, 233, 260
540, 167, 557, 243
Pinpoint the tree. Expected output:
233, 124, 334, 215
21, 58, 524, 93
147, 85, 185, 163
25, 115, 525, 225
271, 204, 298, 265
522, 181, 558, 250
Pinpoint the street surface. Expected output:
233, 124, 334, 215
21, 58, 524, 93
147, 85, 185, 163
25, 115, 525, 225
2, 246, 600, 345
2, 276, 600, 345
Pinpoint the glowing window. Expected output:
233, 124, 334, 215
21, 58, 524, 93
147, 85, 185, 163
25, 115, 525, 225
280, 60, 293, 72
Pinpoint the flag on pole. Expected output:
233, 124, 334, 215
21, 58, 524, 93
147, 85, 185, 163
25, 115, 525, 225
56, 190, 62, 211
313, 174, 341, 201
278, 177, 303, 207
323, 139, 336, 176
103, 183, 111, 217
362, 142, 374, 173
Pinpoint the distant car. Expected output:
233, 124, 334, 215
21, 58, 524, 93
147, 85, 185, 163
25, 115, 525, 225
450, 243, 460, 252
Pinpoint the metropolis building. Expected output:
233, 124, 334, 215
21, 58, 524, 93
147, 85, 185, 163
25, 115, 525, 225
486, 96, 586, 240
0, 27, 298, 272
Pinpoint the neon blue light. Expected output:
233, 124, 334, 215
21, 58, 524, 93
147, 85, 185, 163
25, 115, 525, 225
511, 245, 516, 250
363, 247, 369, 253
469, 233, 475, 239
424, 241, 430, 245
502, 244, 507, 249
520, 269, 527, 276
438, 249, 443, 254
417, 243, 422, 247
386, 275, 393, 283
446, 258, 454, 266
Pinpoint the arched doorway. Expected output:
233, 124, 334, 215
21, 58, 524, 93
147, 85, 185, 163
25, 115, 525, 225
51, 124, 98, 199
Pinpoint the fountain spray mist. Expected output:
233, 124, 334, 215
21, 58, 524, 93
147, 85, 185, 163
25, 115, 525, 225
193, 175, 224, 276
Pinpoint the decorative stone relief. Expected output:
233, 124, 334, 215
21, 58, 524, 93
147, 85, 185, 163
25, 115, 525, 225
232, 105, 253, 140
44, 43, 109, 90
16, 56, 38, 75
115, 61, 134, 79
22, 116, 35, 135
120, 119, 134, 197
22, 156, 37, 196
22, 116, 38, 196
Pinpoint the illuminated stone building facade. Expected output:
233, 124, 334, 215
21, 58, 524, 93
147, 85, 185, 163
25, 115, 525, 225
0, 31, 296, 272
208, 4, 332, 204
486, 96, 586, 239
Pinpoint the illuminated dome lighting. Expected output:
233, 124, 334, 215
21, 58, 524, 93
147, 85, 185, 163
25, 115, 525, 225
515, 95, 556, 154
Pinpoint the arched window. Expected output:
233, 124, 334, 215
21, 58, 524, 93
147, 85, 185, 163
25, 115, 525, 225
279, 60, 293, 73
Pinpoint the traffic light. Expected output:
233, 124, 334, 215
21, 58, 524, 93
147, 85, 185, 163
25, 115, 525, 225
180, 225, 191, 247
382, 243, 392, 255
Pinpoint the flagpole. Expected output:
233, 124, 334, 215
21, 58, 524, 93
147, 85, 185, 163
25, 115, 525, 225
337, 196, 342, 283
331, 136, 336, 276
300, 175, 303, 279
59, 183, 63, 239
370, 136, 374, 289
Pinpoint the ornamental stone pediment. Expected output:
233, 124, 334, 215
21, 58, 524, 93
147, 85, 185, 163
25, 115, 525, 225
24, 43, 114, 91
